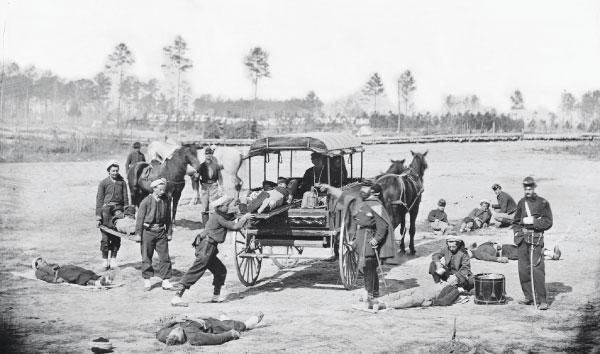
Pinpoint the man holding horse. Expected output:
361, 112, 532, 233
429, 235, 474, 291
352, 181, 395, 310
198, 147, 222, 225
135, 178, 175, 291
125, 141, 146, 173
512, 176, 553, 310
96, 161, 129, 270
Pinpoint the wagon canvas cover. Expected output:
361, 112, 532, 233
245, 132, 364, 157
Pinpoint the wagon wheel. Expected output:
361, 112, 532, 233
338, 202, 359, 290
271, 246, 304, 269
234, 228, 262, 286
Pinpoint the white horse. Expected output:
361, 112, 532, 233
187, 145, 244, 205
147, 141, 244, 205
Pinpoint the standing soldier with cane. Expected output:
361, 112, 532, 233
353, 182, 395, 310
512, 176, 553, 310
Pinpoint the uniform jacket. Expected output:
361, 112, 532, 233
198, 161, 220, 184
427, 209, 448, 223
96, 175, 129, 217
467, 208, 492, 225
135, 194, 172, 235
125, 150, 146, 171
203, 211, 247, 244
300, 166, 327, 194
511, 193, 553, 244
492, 191, 517, 214
355, 197, 396, 268
432, 246, 473, 285
471, 242, 500, 262
35, 263, 60, 283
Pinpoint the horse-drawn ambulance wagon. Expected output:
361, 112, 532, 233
233, 133, 366, 289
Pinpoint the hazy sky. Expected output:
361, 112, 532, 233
1, 0, 599, 112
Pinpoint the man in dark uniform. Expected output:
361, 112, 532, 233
198, 148, 221, 225
135, 178, 174, 291
427, 198, 449, 235
429, 235, 474, 291
125, 141, 146, 173
300, 152, 327, 194
171, 197, 253, 306
491, 183, 517, 226
32, 257, 111, 287
353, 182, 396, 309
96, 161, 129, 270
156, 312, 264, 346
512, 176, 553, 310
468, 241, 561, 263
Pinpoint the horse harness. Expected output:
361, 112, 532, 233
377, 169, 424, 212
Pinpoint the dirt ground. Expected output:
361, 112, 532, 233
1, 140, 599, 353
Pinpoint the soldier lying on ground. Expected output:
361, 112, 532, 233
32, 257, 111, 287
376, 281, 461, 310
467, 241, 561, 263
156, 312, 264, 346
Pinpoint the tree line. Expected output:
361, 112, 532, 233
1, 37, 599, 137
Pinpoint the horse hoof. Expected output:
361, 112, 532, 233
409, 250, 416, 256
397, 249, 406, 255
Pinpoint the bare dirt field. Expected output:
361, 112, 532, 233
1, 140, 599, 353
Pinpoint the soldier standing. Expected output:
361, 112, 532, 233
125, 141, 146, 173
353, 182, 395, 309
96, 161, 129, 270
512, 176, 553, 310
198, 147, 221, 225
135, 178, 174, 291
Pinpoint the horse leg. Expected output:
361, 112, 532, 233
408, 207, 419, 255
171, 187, 182, 226
398, 212, 407, 254
190, 173, 200, 205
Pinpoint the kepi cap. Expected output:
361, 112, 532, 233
522, 176, 536, 187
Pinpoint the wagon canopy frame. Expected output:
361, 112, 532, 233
245, 132, 364, 158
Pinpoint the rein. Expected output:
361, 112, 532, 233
377, 171, 424, 212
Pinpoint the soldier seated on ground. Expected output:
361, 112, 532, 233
156, 312, 264, 346
468, 241, 561, 263
459, 199, 492, 232
427, 198, 450, 235
32, 257, 111, 287
429, 235, 474, 291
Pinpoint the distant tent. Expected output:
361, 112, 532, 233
356, 126, 373, 137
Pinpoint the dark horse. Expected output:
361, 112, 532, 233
376, 151, 428, 255
127, 144, 202, 224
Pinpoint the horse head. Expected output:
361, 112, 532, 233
409, 150, 428, 179
385, 159, 406, 175
182, 143, 202, 171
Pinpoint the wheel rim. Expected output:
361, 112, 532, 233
234, 229, 262, 286
338, 205, 359, 289
271, 246, 304, 269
